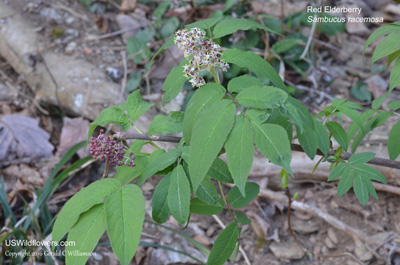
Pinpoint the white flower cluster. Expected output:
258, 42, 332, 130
174, 28, 229, 87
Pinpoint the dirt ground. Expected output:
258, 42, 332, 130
1, 0, 400, 264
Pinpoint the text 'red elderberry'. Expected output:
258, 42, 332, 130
89, 130, 135, 167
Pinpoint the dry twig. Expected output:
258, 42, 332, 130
120, 51, 128, 101
300, 14, 317, 60
54, 1, 90, 22
114, 132, 400, 171
259, 188, 383, 246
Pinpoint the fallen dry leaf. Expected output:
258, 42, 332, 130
120, 0, 137, 12
95, 15, 111, 34
0, 114, 54, 162
3, 164, 44, 190
6, 179, 31, 206
149, 46, 184, 80
57, 117, 89, 158
247, 211, 270, 238
385, 3, 400, 15
116, 13, 142, 43
366, 75, 387, 103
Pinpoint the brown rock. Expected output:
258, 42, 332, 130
269, 241, 305, 260
325, 237, 335, 249
355, 240, 373, 261
291, 218, 320, 235
327, 228, 339, 244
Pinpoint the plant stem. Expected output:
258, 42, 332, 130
210, 67, 220, 84
218, 181, 238, 224
102, 158, 109, 178
115, 132, 400, 170
133, 125, 160, 150
285, 187, 309, 253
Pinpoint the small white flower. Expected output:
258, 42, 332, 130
174, 27, 229, 87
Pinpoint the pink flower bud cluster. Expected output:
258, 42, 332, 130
174, 28, 229, 87
89, 130, 135, 167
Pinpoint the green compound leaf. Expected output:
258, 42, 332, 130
162, 59, 189, 105
207, 157, 234, 184
87, 106, 130, 142
353, 164, 387, 184
147, 111, 184, 135
365, 179, 378, 200
271, 38, 302, 54
283, 97, 314, 133
296, 123, 318, 160
152, 173, 171, 224
206, 222, 240, 265
127, 37, 151, 63
115, 155, 148, 185
372, 94, 388, 110
390, 58, 400, 92
190, 198, 223, 215
138, 148, 181, 185
314, 120, 330, 156
354, 174, 369, 206
197, 177, 223, 206
337, 167, 355, 197
105, 184, 145, 265
348, 152, 376, 165
371, 32, 400, 65
338, 107, 363, 130
252, 122, 293, 175
52, 178, 121, 246
326, 121, 349, 151
183, 83, 226, 144
246, 109, 270, 125
160, 17, 180, 38
235, 211, 251, 225
189, 100, 236, 192
222, 49, 287, 91
66, 204, 106, 265
126, 90, 154, 123
168, 165, 191, 225
225, 115, 254, 196
147, 37, 175, 68
213, 18, 277, 39
364, 23, 400, 55
227, 75, 264, 93
350, 110, 391, 153
351, 82, 371, 102
328, 163, 347, 182
388, 121, 400, 160
236, 85, 288, 109
227, 182, 260, 209
185, 17, 222, 29
387, 100, 400, 111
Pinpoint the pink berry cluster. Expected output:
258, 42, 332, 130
174, 28, 229, 87
89, 130, 135, 167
